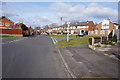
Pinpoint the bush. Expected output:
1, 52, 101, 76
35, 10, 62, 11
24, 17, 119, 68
112, 34, 117, 42
95, 44, 101, 47
102, 37, 107, 44
107, 41, 113, 45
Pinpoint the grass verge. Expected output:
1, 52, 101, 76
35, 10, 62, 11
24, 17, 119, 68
51, 34, 76, 37
85, 35, 101, 38
0, 35, 22, 38
56, 38, 88, 47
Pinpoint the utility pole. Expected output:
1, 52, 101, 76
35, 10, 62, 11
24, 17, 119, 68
60, 17, 62, 25
67, 22, 70, 42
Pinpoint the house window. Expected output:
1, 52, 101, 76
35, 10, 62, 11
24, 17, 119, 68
75, 26, 77, 28
5, 23, 10, 26
0, 22, 4, 26
73, 26, 76, 29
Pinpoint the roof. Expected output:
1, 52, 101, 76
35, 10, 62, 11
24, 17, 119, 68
0, 16, 14, 23
52, 21, 93, 28
70, 21, 93, 26
0, 16, 6, 19
113, 23, 119, 25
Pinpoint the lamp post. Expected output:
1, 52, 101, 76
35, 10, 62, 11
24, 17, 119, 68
67, 22, 70, 42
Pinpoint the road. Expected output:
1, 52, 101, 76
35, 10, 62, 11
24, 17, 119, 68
2, 35, 67, 78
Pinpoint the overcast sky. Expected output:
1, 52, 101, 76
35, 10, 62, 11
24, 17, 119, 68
1, 2, 118, 28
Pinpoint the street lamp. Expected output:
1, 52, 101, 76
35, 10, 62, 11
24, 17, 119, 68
67, 22, 70, 42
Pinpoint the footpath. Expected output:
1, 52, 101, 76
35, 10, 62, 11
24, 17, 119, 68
51, 37, 119, 79
58, 44, 119, 78
94, 44, 120, 61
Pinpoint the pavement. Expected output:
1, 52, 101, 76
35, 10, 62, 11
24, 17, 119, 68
51, 37, 119, 78
2, 35, 68, 78
59, 45, 119, 78
95, 44, 120, 60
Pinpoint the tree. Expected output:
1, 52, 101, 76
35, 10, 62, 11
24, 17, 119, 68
21, 24, 28, 30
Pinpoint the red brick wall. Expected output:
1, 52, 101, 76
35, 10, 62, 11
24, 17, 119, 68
109, 22, 116, 30
96, 22, 102, 30
95, 21, 117, 31
88, 21, 96, 31
0, 29, 22, 35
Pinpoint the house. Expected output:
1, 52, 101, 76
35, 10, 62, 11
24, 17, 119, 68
0, 16, 22, 36
14, 23, 24, 29
34, 27, 41, 35
69, 21, 95, 34
47, 27, 53, 33
89, 19, 119, 36
0, 16, 14, 29
49, 21, 95, 35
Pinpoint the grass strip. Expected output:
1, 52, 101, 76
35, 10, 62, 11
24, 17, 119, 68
56, 38, 88, 47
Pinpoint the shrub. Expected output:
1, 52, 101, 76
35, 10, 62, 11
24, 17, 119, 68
95, 44, 101, 47
107, 40, 112, 44
112, 34, 117, 42
107, 40, 113, 45
102, 37, 107, 44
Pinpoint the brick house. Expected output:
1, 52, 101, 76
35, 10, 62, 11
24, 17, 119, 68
89, 19, 119, 36
0, 16, 22, 36
34, 27, 41, 35
69, 21, 95, 34
0, 16, 14, 29
50, 21, 95, 35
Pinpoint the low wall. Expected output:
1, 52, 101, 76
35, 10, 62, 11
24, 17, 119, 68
0, 29, 22, 35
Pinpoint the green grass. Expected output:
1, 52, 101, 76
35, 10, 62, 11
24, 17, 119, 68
85, 35, 101, 38
51, 34, 76, 37
51, 34, 101, 38
0, 35, 22, 38
56, 38, 88, 47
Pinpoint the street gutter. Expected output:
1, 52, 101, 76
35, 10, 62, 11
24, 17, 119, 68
51, 37, 76, 78
56, 46, 76, 78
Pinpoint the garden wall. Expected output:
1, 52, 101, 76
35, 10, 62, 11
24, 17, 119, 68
0, 29, 22, 35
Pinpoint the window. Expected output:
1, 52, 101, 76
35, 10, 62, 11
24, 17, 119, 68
5, 23, 10, 26
0, 22, 4, 26
73, 26, 76, 29
75, 26, 77, 28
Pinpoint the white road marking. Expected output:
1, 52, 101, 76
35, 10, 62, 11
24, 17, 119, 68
51, 37, 58, 44
88, 70, 92, 73
98, 48, 111, 51
79, 62, 83, 64
1, 37, 27, 45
